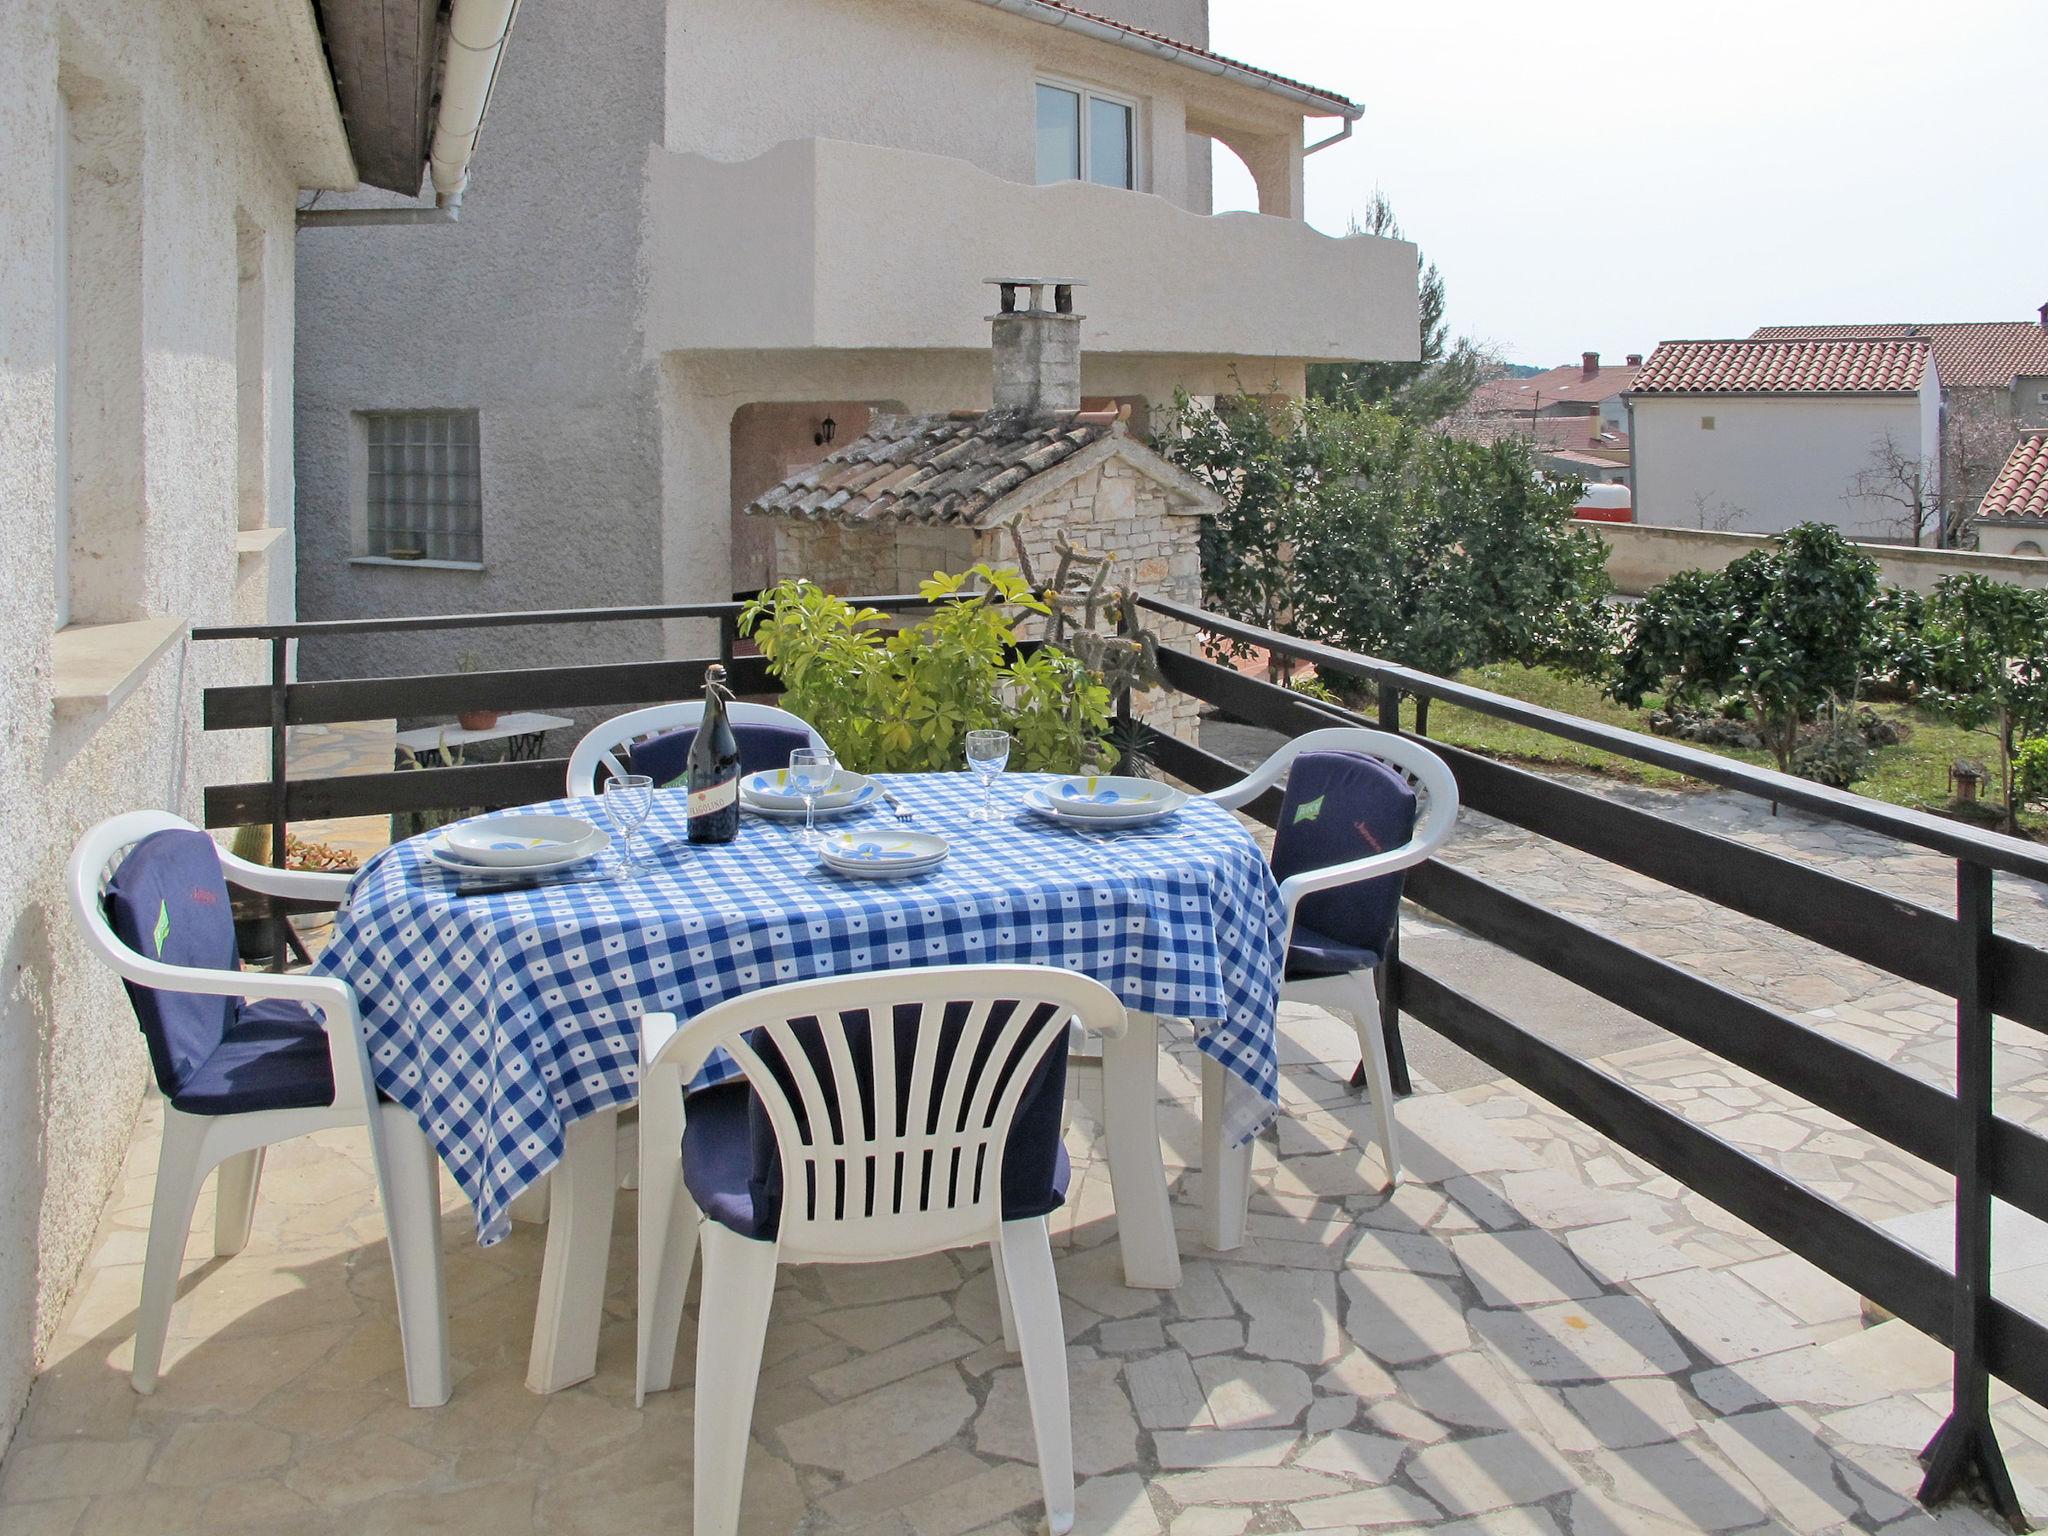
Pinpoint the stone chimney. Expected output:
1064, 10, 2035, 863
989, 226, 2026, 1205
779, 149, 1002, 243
2039, 301, 2047, 333
1581, 351, 1600, 379
1626, 353, 1643, 367
987, 278, 1084, 417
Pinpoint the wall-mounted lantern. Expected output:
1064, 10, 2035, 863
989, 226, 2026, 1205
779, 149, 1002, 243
814, 416, 837, 448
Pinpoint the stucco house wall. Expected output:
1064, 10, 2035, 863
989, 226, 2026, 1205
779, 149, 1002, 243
1630, 373, 1939, 537
0, 0, 320, 1453
293, 0, 668, 683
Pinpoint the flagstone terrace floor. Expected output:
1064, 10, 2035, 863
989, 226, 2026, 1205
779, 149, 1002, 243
4, 770, 2047, 1534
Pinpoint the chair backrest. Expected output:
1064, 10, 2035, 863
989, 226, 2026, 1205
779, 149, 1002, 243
565, 701, 828, 797
661, 967, 1125, 1262
1273, 751, 1417, 953
69, 811, 238, 1098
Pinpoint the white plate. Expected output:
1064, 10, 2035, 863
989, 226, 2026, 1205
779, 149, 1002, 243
741, 769, 874, 812
441, 814, 607, 868
743, 780, 881, 821
1043, 776, 1185, 819
426, 831, 606, 880
819, 830, 949, 878
1022, 786, 1184, 829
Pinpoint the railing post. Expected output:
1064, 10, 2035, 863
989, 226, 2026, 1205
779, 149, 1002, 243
267, 635, 290, 973
1919, 858, 2024, 1528
717, 612, 738, 674
1369, 678, 1414, 1098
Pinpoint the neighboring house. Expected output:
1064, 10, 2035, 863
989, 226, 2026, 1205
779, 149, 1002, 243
291, 0, 1421, 682
1625, 337, 1941, 537
746, 279, 1219, 737
1461, 351, 1641, 482
0, 0, 502, 1455
1975, 430, 2048, 557
1753, 313, 2048, 530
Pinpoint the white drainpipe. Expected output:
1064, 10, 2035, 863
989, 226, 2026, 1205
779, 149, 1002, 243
428, 0, 523, 209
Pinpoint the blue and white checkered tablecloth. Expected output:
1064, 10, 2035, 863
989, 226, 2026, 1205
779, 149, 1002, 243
315, 772, 1288, 1244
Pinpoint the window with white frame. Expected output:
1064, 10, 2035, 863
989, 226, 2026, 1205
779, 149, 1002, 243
361, 410, 482, 563
1035, 80, 1135, 190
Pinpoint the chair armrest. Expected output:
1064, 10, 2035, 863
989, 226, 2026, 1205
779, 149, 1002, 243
219, 849, 353, 905
1200, 776, 1268, 811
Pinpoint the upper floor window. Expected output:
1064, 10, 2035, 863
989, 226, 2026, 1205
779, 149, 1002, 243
1035, 80, 1135, 190
361, 409, 482, 563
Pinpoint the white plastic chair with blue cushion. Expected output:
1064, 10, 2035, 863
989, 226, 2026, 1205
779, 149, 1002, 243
67, 811, 450, 1405
636, 965, 1128, 1536
564, 700, 826, 797
1202, 726, 1459, 1216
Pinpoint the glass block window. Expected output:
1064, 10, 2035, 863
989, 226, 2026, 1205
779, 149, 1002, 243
362, 410, 482, 562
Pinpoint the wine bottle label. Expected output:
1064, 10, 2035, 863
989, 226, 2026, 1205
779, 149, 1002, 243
687, 779, 738, 820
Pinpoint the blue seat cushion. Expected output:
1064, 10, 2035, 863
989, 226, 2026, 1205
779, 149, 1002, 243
682, 999, 1073, 1241
103, 828, 241, 1098
170, 997, 337, 1116
1285, 923, 1383, 980
625, 722, 817, 788
1271, 751, 1418, 974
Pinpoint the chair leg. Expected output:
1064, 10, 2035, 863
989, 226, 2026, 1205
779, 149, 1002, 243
999, 1218, 1075, 1535
1098, 1009, 1182, 1289
693, 1222, 779, 1536
133, 1111, 213, 1393
1343, 974, 1403, 1186
1200, 1053, 1252, 1252
507, 1175, 551, 1226
989, 1234, 1018, 1352
212, 1147, 265, 1257
373, 1102, 452, 1408
634, 1118, 700, 1405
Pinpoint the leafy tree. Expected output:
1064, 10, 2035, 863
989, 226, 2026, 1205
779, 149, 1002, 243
1155, 388, 1317, 680
1612, 523, 1884, 777
1907, 575, 2048, 834
1306, 191, 1490, 425
1157, 393, 1613, 720
1287, 405, 1612, 729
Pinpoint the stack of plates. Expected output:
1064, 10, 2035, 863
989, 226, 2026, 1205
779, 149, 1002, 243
1023, 776, 1187, 830
818, 829, 949, 879
740, 769, 879, 820
427, 814, 607, 878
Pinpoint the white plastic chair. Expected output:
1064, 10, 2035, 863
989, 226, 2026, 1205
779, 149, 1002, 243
636, 965, 1128, 1536
67, 811, 450, 1406
1203, 726, 1460, 1191
564, 700, 827, 797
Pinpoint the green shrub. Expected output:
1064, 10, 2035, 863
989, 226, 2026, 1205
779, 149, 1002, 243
739, 566, 1114, 775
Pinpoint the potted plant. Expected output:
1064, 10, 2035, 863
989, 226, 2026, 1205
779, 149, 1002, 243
455, 650, 500, 732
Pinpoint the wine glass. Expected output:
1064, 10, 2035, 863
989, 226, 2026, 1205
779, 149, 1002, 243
789, 747, 837, 849
601, 773, 654, 876
965, 729, 1011, 822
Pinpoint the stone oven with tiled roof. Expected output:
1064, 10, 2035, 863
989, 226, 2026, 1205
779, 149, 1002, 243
746, 279, 1221, 737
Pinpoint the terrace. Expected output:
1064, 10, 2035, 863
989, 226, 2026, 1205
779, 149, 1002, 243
6, 593, 2048, 1535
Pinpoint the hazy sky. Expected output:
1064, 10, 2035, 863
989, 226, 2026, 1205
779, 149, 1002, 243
1207, 0, 2046, 368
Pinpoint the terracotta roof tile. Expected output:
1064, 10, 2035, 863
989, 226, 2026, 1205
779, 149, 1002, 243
1631, 338, 1931, 396
1752, 322, 2048, 391
745, 409, 1120, 527
1006, 1, 1359, 115
1978, 431, 2048, 523
1469, 363, 1640, 414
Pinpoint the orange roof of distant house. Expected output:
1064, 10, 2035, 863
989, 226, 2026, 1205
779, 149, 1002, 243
1752, 321, 2048, 391
1631, 338, 1931, 396
1469, 359, 1640, 415
1001, 1, 1359, 116
1978, 431, 2048, 523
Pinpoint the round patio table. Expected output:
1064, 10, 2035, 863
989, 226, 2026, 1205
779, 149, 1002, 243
315, 770, 1289, 1389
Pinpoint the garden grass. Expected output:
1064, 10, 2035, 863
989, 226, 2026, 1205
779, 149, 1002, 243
1393, 662, 2042, 837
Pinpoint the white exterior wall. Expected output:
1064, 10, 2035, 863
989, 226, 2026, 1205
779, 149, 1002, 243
666, 0, 1254, 215
0, 0, 325, 1453
1631, 369, 1940, 538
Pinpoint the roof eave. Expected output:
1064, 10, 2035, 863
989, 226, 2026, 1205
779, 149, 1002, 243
960, 0, 1360, 120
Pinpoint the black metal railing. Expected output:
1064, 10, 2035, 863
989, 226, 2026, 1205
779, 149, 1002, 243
191, 592, 2048, 1524
1134, 593, 2048, 1526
